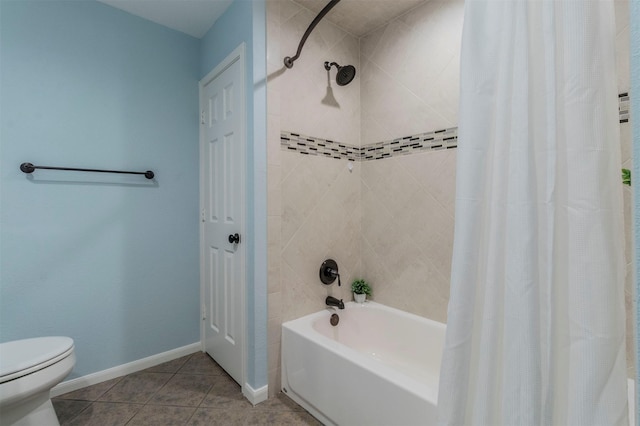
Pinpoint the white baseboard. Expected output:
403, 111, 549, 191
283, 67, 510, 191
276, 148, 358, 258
51, 342, 201, 397
243, 382, 268, 406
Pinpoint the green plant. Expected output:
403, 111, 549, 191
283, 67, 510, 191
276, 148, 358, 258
622, 168, 631, 186
351, 279, 372, 296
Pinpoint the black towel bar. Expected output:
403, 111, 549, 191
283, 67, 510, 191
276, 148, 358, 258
20, 162, 155, 179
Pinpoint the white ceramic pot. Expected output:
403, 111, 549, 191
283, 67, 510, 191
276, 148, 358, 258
354, 293, 366, 304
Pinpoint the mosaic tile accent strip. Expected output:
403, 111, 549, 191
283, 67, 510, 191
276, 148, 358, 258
361, 127, 458, 161
282, 93, 630, 161
619, 92, 630, 123
280, 132, 364, 161
281, 127, 458, 162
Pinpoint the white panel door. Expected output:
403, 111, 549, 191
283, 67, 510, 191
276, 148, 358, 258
200, 47, 244, 386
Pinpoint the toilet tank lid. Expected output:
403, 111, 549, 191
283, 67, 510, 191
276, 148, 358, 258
0, 337, 74, 378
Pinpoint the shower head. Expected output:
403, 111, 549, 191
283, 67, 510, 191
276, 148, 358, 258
324, 61, 356, 86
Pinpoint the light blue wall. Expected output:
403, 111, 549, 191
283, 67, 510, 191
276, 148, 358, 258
632, 0, 640, 422
0, 0, 201, 379
200, 0, 253, 79
199, 0, 268, 391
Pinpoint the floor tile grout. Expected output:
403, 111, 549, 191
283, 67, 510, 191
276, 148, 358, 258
53, 352, 319, 426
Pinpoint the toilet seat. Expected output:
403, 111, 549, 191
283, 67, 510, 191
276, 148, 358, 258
0, 337, 74, 383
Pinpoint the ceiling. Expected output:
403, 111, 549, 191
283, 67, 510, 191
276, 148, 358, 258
97, 0, 233, 39
292, 0, 427, 37
96, 0, 428, 40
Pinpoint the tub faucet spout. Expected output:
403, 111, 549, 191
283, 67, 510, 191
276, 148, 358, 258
326, 296, 345, 309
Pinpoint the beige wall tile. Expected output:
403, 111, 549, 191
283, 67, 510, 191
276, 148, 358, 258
361, 0, 463, 142
620, 123, 631, 164
267, 341, 282, 396
268, 216, 282, 295
267, 165, 282, 217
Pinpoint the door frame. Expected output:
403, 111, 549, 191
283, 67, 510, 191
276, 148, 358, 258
199, 42, 246, 391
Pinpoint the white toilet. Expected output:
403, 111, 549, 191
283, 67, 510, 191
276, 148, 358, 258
0, 337, 75, 426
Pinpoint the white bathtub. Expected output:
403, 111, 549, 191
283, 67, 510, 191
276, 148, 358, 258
282, 301, 637, 426
281, 301, 445, 426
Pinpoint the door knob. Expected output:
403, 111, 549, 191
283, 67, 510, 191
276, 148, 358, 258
228, 233, 240, 244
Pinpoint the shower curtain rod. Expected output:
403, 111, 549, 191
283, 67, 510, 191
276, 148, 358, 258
284, 0, 341, 68
20, 162, 155, 179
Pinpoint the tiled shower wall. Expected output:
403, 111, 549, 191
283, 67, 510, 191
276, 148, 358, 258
359, 0, 463, 323
360, 0, 463, 145
266, 0, 361, 396
267, 0, 635, 397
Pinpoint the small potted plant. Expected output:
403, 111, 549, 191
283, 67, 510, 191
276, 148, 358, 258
351, 279, 372, 304
622, 168, 631, 186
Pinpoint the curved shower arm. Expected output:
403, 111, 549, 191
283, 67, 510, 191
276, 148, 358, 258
284, 0, 341, 69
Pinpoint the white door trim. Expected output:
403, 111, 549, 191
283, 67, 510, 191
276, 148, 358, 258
199, 42, 246, 391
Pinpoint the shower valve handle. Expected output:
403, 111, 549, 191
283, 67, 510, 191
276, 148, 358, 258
325, 268, 341, 286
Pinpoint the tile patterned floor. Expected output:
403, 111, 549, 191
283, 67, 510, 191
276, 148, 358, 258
53, 352, 321, 426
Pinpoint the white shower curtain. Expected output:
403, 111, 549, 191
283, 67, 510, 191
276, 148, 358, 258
437, 1, 628, 425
